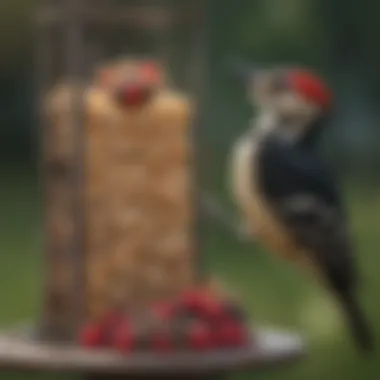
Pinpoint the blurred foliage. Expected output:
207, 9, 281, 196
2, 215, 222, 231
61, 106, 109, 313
1, 0, 380, 173
0, 0, 37, 71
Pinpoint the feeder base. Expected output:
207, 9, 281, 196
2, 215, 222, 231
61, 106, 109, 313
0, 323, 305, 377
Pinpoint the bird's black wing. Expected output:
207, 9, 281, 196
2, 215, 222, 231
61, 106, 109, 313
258, 137, 343, 212
257, 137, 355, 292
257, 137, 374, 351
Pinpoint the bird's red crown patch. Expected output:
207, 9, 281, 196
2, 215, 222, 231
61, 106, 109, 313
287, 70, 332, 109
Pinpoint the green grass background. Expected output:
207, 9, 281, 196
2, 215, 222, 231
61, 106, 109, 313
0, 163, 379, 380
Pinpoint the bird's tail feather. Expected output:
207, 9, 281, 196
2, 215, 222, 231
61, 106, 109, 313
337, 291, 375, 353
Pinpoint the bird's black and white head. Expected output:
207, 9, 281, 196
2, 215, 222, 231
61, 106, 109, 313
234, 63, 333, 146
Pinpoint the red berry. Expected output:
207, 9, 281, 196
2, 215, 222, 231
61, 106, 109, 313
140, 62, 162, 85
151, 332, 172, 353
117, 83, 151, 107
200, 297, 224, 320
152, 302, 174, 321
112, 321, 134, 353
102, 311, 123, 326
216, 322, 247, 348
180, 290, 203, 310
188, 322, 214, 350
79, 323, 104, 348
180, 290, 215, 315
101, 312, 124, 334
99, 312, 124, 346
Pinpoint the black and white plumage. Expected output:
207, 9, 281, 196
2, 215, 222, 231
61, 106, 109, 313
230, 67, 374, 352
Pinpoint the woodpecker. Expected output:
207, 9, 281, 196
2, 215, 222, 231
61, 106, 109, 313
229, 65, 374, 352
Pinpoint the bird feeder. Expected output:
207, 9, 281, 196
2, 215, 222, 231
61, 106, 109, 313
0, 0, 305, 379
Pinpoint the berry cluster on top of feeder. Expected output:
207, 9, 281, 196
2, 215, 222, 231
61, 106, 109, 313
79, 285, 250, 353
96, 59, 165, 108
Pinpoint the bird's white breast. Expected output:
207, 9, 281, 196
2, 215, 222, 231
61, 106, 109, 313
230, 132, 259, 219
229, 129, 265, 235
229, 125, 298, 259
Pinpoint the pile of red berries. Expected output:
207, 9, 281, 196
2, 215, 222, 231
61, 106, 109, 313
79, 288, 250, 354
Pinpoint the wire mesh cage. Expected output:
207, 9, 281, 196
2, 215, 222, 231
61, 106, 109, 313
36, 0, 209, 341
